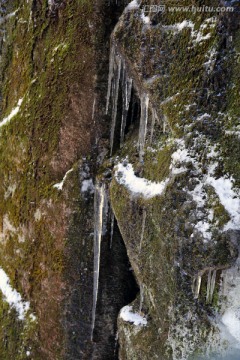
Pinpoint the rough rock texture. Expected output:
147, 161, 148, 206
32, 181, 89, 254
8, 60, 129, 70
107, 1, 240, 359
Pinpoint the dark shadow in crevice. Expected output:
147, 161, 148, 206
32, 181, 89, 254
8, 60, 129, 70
91, 216, 139, 360
111, 83, 141, 155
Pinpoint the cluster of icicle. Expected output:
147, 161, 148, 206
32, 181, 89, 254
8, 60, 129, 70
192, 269, 217, 304
106, 43, 133, 155
106, 42, 160, 160
91, 181, 115, 341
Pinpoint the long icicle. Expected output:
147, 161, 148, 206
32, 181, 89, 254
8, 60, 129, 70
209, 270, 217, 303
110, 54, 121, 155
194, 274, 202, 299
139, 93, 149, 161
206, 270, 212, 303
139, 210, 146, 252
106, 44, 116, 115
139, 284, 144, 313
91, 182, 106, 341
106, 43, 134, 154
110, 209, 115, 249
120, 67, 133, 146
150, 107, 159, 144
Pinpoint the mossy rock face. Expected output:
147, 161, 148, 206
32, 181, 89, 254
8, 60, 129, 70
0, 0, 127, 358
108, 1, 240, 359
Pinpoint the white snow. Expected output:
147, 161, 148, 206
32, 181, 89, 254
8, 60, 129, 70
170, 139, 239, 240
176, 20, 194, 31
161, 92, 180, 106
219, 257, 240, 350
115, 163, 169, 199
126, 0, 139, 11
194, 220, 211, 241
204, 47, 217, 73
91, 183, 106, 340
81, 179, 94, 193
162, 18, 216, 44
206, 174, 240, 231
141, 11, 150, 24
222, 309, 240, 343
162, 20, 194, 32
120, 305, 147, 326
196, 113, 211, 121
225, 130, 240, 137
115, 141, 190, 199
195, 32, 211, 43
6, 10, 19, 19
0, 268, 30, 320
0, 99, 23, 128
53, 168, 73, 190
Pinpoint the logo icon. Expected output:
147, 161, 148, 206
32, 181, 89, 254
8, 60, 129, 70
142, 4, 166, 13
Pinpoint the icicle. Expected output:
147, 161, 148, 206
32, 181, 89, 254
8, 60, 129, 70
110, 210, 115, 249
106, 44, 116, 115
220, 270, 227, 296
109, 55, 121, 156
150, 107, 158, 144
114, 331, 119, 358
106, 42, 134, 153
209, 270, 216, 303
206, 270, 217, 304
139, 284, 144, 312
139, 210, 146, 251
206, 270, 212, 303
163, 114, 168, 134
193, 274, 202, 299
138, 93, 149, 161
92, 95, 96, 121
120, 65, 133, 146
91, 182, 106, 341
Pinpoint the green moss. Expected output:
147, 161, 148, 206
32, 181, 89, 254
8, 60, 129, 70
0, 294, 38, 360
143, 145, 172, 182
0, 0, 96, 357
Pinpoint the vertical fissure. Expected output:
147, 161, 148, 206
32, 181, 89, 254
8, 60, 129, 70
91, 184, 139, 359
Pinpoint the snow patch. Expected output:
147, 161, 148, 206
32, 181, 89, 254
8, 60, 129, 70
206, 174, 240, 231
0, 268, 30, 320
225, 130, 240, 138
81, 179, 94, 194
0, 98, 23, 128
115, 163, 169, 199
53, 168, 73, 190
141, 11, 150, 24
162, 17, 216, 44
222, 309, 240, 344
126, 0, 139, 11
120, 305, 147, 326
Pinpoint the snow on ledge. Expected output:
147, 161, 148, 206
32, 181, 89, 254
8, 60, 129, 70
125, 0, 139, 11
120, 305, 147, 326
81, 179, 94, 194
115, 163, 169, 199
53, 168, 73, 191
141, 11, 151, 25
0, 98, 23, 128
0, 268, 30, 320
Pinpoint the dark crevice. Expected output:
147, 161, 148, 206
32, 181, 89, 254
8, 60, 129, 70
111, 84, 141, 155
91, 215, 139, 360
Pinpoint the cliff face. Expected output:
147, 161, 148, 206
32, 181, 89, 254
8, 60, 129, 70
0, 0, 126, 358
108, 1, 240, 359
0, 0, 240, 359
